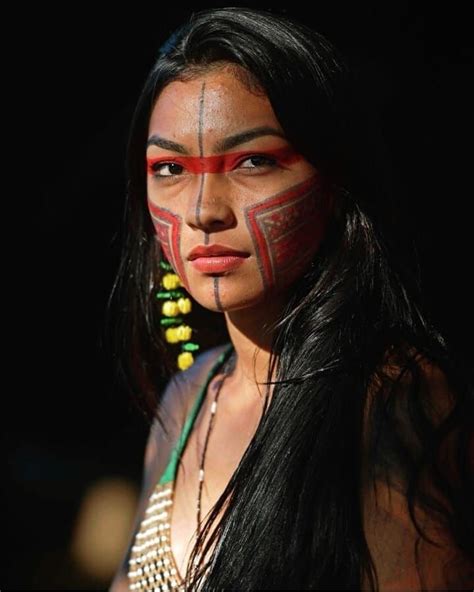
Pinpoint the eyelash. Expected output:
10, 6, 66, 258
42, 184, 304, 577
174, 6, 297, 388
149, 154, 278, 179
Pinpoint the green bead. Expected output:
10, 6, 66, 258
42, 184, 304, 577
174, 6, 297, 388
156, 290, 184, 299
159, 260, 173, 271
182, 342, 199, 352
160, 316, 183, 326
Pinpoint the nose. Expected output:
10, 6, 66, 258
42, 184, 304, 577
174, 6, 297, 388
185, 173, 236, 233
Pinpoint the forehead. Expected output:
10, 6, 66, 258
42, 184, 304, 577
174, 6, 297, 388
147, 66, 283, 150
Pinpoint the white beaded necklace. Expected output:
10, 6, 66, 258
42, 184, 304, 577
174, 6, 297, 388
193, 350, 236, 572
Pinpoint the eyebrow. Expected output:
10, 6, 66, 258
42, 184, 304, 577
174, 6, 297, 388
146, 126, 287, 155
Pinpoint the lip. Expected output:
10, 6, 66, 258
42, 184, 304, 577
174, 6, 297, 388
191, 255, 247, 273
187, 243, 250, 261
188, 243, 250, 274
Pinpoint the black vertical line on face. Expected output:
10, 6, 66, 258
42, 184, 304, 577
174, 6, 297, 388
213, 277, 224, 311
197, 82, 220, 309
195, 81, 206, 231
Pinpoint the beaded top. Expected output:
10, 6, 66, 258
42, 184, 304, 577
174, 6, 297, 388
127, 344, 234, 592
128, 481, 182, 591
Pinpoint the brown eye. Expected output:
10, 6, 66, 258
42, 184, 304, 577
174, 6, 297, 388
238, 155, 277, 170
152, 162, 185, 177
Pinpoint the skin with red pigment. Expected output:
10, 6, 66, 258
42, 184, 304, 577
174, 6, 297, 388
146, 66, 334, 313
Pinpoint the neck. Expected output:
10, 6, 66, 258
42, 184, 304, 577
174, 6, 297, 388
223, 291, 287, 403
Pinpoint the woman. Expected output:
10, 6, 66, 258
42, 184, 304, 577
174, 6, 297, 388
109, 8, 473, 590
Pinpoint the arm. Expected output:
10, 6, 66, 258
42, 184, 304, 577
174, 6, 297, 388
362, 476, 473, 590
361, 351, 474, 590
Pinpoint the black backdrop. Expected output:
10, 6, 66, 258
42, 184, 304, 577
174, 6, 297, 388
5, 7, 473, 590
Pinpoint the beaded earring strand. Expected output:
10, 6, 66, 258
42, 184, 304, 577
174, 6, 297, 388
157, 259, 199, 370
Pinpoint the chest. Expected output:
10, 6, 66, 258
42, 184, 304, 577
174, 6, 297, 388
170, 390, 263, 580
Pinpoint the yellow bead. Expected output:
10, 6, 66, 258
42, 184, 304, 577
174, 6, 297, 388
177, 297, 192, 314
177, 351, 194, 370
162, 273, 182, 290
162, 300, 180, 317
165, 327, 180, 343
176, 324, 192, 341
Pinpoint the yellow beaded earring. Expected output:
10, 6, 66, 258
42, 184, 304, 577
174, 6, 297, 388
158, 259, 199, 370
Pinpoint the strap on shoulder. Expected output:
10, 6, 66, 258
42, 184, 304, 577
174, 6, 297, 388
159, 342, 234, 484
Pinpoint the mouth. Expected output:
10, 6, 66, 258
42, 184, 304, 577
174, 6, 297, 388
190, 254, 248, 274
187, 244, 250, 274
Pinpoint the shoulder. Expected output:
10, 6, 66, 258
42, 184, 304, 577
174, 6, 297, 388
362, 345, 474, 589
159, 343, 231, 419
144, 343, 231, 465
366, 344, 458, 428
364, 344, 461, 475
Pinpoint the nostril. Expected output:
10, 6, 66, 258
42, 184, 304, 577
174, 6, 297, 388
186, 199, 237, 232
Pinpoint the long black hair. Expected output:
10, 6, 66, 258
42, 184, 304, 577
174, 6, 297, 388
108, 7, 473, 589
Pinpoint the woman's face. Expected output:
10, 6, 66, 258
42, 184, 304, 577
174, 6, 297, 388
146, 64, 333, 313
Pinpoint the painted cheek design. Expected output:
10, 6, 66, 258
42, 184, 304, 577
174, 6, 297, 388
147, 200, 189, 290
146, 145, 303, 176
244, 173, 333, 290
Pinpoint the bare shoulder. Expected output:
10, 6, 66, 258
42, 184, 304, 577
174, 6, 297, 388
361, 345, 474, 589
145, 343, 231, 470
366, 344, 458, 428
363, 344, 463, 489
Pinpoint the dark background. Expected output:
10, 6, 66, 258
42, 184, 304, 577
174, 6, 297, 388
5, 6, 473, 590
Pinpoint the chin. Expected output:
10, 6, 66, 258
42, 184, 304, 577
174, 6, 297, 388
191, 285, 268, 314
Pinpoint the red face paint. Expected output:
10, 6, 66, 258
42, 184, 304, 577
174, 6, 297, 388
147, 139, 332, 297
146, 145, 302, 176
147, 203, 189, 289
245, 173, 333, 289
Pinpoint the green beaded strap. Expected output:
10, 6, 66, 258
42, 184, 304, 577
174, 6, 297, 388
159, 343, 234, 485
159, 260, 174, 271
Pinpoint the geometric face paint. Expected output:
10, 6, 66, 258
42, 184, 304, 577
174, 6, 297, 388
147, 202, 189, 290
146, 142, 311, 302
245, 173, 333, 290
146, 81, 313, 307
146, 77, 333, 311
148, 171, 333, 304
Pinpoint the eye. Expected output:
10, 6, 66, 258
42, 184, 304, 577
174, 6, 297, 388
150, 162, 185, 177
238, 154, 278, 171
